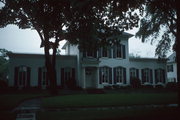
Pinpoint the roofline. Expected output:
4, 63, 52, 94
61, 32, 133, 49
129, 57, 167, 61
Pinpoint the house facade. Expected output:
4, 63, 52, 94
8, 33, 168, 89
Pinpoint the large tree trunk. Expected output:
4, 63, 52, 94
44, 31, 58, 95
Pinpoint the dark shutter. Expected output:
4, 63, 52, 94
155, 69, 158, 84
123, 68, 126, 84
141, 69, 145, 84
113, 45, 116, 58
27, 67, 31, 87
136, 69, 139, 79
38, 68, 42, 88
122, 45, 126, 59
99, 68, 102, 84
150, 69, 153, 83
14, 67, 19, 87
109, 68, 112, 84
46, 71, 49, 86
61, 68, 65, 87
93, 51, 97, 58
114, 68, 117, 84
162, 69, 165, 83
108, 47, 112, 58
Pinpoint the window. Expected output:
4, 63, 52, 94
38, 67, 49, 88
99, 67, 112, 84
113, 44, 126, 59
167, 65, 173, 72
130, 68, 139, 79
155, 69, 165, 83
83, 51, 97, 58
141, 68, 153, 84
98, 47, 111, 58
14, 66, 31, 88
114, 67, 126, 84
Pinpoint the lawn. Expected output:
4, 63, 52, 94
37, 107, 180, 120
0, 92, 48, 120
42, 92, 178, 108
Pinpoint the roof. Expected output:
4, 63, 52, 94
167, 52, 176, 63
62, 32, 133, 49
8, 53, 77, 59
129, 57, 167, 62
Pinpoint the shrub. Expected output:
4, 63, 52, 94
104, 85, 113, 90
0, 80, 8, 89
166, 82, 178, 89
142, 84, 154, 88
130, 77, 141, 88
155, 84, 164, 88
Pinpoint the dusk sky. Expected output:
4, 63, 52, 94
0, 24, 173, 57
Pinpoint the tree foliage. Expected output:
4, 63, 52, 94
136, 0, 176, 58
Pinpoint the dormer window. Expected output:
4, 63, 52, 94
98, 47, 112, 58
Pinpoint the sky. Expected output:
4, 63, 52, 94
0, 24, 173, 58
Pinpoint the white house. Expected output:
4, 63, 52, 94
8, 32, 167, 89
166, 52, 177, 83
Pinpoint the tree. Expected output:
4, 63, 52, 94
136, 0, 180, 107
0, 0, 144, 94
0, 48, 11, 81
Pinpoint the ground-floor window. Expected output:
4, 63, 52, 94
141, 68, 153, 84
130, 68, 139, 79
38, 67, 49, 88
155, 69, 165, 83
114, 66, 126, 84
99, 66, 112, 84
14, 66, 31, 88
61, 67, 75, 88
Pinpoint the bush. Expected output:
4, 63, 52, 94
112, 85, 120, 89
0, 80, 8, 89
142, 85, 154, 88
166, 82, 178, 89
130, 77, 141, 88
104, 85, 113, 90
155, 85, 164, 88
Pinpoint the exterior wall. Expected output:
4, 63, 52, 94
8, 54, 77, 88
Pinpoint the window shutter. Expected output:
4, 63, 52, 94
122, 45, 126, 59
61, 68, 65, 87
46, 71, 49, 86
114, 68, 117, 84
14, 67, 19, 87
136, 69, 139, 79
123, 68, 126, 84
108, 47, 112, 58
109, 68, 112, 84
150, 69, 153, 84
113, 45, 116, 58
93, 51, 97, 58
162, 69, 165, 83
38, 68, 42, 88
99, 68, 102, 84
27, 67, 31, 87
155, 70, 158, 84
141, 69, 145, 84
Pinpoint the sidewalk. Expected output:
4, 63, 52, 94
13, 98, 41, 120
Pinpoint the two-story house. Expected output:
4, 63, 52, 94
8, 32, 167, 89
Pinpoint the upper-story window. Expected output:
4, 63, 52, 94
167, 65, 173, 72
83, 51, 97, 58
113, 44, 126, 59
98, 47, 112, 58
141, 68, 153, 84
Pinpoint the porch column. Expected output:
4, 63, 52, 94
82, 67, 86, 89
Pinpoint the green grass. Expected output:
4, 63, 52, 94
42, 93, 178, 108
37, 107, 180, 120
